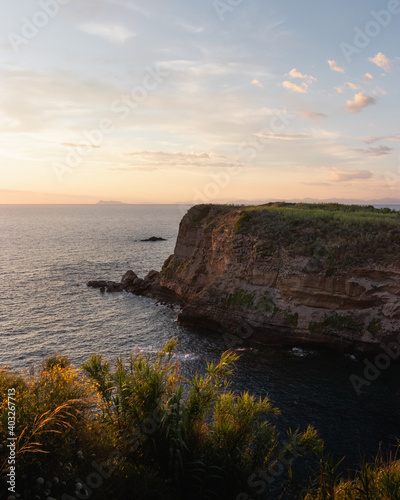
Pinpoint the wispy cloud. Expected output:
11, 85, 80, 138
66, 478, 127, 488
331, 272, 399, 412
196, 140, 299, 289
346, 93, 376, 114
61, 143, 100, 149
176, 20, 204, 33
287, 68, 316, 83
78, 23, 137, 43
328, 60, 345, 73
363, 72, 374, 82
109, 151, 246, 170
251, 79, 263, 88
282, 81, 308, 93
334, 86, 344, 93
107, 0, 151, 16
372, 86, 387, 96
363, 135, 400, 144
301, 112, 328, 124
255, 132, 312, 140
327, 168, 373, 182
368, 52, 393, 71
353, 145, 393, 156
346, 82, 360, 90
254, 129, 336, 141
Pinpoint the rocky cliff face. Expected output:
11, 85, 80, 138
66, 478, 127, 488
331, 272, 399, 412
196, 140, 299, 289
87, 203, 400, 352
156, 204, 400, 352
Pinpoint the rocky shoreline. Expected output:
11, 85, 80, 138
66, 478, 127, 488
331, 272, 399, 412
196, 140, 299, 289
87, 203, 400, 354
87, 269, 180, 303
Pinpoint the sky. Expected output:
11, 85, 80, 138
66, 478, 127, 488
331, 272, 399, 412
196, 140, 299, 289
1, 0, 400, 204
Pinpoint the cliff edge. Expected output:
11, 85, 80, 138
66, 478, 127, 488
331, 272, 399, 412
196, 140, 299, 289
158, 203, 400, 351
88, 203, 400, 352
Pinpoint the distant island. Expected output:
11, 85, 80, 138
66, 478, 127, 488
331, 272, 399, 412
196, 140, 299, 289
97, 200, 126, 205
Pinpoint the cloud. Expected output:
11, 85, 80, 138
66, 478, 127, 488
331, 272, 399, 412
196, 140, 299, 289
368, 52, 393, 71
363, 135, 400, 144
176, 20, 204, 33
329, 169, 373, 182
282, 81, 308, 93
61, 143, 100, 148
255, 132, 312, 141
353, 145, 393, 156
346, 93, 376, 114
159, 59, 235, 78
287, 68, 316, 83
251, 79, 263, 88
254, 129, 336, 141
302, 182, 332, 187
109, 151, 246, 170
328, 60, 345, 73
363, 73, 374, 82
334, 86, 344, 93
372, 86, 387, 96
106, 0, 151, 16
0, 66, 123, 134
346, 82, 360, 90
301, 112, 328, 124
78, 23, 137, 43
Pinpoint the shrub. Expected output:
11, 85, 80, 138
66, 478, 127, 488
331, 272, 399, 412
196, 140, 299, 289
0, 340, 326, 499
304, 451, 400, 499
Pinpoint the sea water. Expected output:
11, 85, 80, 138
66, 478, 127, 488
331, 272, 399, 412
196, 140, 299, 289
1, 204, 399, 467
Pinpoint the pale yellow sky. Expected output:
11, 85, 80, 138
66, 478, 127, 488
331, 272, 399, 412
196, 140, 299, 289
1, 0, 400, 204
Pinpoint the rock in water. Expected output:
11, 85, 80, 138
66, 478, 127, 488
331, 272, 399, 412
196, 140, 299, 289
140, 236, 166, 242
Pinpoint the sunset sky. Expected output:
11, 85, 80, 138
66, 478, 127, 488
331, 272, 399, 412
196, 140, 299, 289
1, 0, 400, 204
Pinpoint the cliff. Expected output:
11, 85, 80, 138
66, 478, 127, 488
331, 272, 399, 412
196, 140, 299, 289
88, 203, 400, 352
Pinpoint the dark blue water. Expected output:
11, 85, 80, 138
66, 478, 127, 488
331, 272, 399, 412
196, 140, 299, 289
0, 204, 399, 468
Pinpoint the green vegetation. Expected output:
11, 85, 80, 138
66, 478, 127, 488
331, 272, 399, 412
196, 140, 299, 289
1, 342, 399, 499
283, 308, 299, 327
233, 210, 252, 231
304, 452, 400, 499
231, 202, 400, 270
221, 288, 255, 308
309, 314, 361, 337
184, 204, 213, 226
368, 318, 383, 337
256, 292, 278, 314
243, 201, 400, 219
1, 342, 325, 499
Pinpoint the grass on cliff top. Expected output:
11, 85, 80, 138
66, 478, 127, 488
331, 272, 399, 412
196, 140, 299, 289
182, 202, 400, 269
231, 202, 400, 270
236, 202, 400, 227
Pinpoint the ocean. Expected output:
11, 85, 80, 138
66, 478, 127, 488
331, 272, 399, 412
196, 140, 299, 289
1, 204, 399, 468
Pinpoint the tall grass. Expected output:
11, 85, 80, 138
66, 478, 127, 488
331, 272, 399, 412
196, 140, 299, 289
303, 449, 400, 500
1, 342, 398, 499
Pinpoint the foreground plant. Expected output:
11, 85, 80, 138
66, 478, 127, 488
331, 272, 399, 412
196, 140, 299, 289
3, 341, 396, 499
82, 339, 323, 499
303, 450, 400, 500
